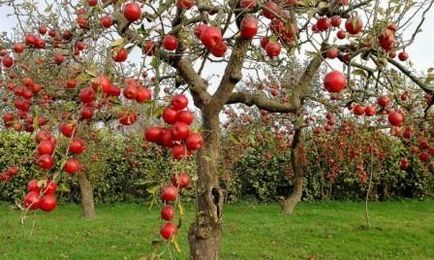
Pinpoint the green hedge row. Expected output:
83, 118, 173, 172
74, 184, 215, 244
1, 130, 433, 205
227, 130, 434, 202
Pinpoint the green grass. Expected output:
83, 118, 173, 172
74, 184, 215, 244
1, 200, 433, 259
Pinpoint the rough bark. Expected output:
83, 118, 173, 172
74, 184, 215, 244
282, 170, 303, 215
189, 107, 224, 260
77, 172, 96, 219
282, 128, 305, 215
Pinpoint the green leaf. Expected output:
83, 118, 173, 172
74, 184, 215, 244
111, 38, 125, 48
352, 69, 367, 77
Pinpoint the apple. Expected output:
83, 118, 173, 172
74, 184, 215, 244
171, 172, 190, 188
323, 71, 346, 93
377, 96, 391, 107
145, 127, 163, 143
39, 195, 57, 212
79, 87, 96, 103
64, 158, 81, 175
123, 84, 138, 100
23, 191, 40, 210
54, 53, 65, 65
123, 2, 141, 22
44, 180, 57, 195
185, 133, 204, 150
161, 185, 178, 201
88, 0, 98, 6
160, 223, 177, 240
262, 1, 278, 19
36, 154, 54, 170
378, 28, 395, 52
80, 105, 94, 120
240, 0, 256, 9
419, 152, 430, 163
100, 15, 113, 28
160, 205, 175, 221
345, 16, 363, 34
240, 16, 258, 39
172, 122, 190, 140
200, 26, 222, 50
265, 41, 281, 57
13, 43, 25, 53
316, 17, 330, 32
210, 41, 227, 57
326, 47, 339, 59
163, 107, 179, 124
38, 26, 48, 35
69, 139, 85, 154
353, 105, 365, 116
66, 79, 77, 89
400, 158, 410, 170
330, 16, 342, 27
176, 0, 195, 9
2, 56, 14, 68
194, 24, 209, 38
162, 35, 178, 51
171, 144, 189, 159
60, 122, 76, 137
171, 94, 189, 110
336, 30, 346, 39
28, 179, 41, 193
398, 51, 409, 61
177, 111, 194, 125
160, 129, 175, 148
364, 105, 376, 116
37, 140, 55, 155
112, 48, 128, 62
388, 111, 404, 126
135, 87, 152, 102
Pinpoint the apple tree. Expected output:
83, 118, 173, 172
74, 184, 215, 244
1, 0, 434, 258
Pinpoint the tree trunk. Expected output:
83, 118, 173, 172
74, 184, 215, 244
282, 128, 305, 215
189, 108, 224, 260
77, 172, 96, 219
282, 170, 303, 215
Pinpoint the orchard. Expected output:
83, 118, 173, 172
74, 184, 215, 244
0, 0, 433, 259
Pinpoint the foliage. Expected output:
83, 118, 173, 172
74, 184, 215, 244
225, 121, 434, 202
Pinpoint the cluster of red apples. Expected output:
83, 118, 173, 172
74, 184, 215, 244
23, 179, 58, 213
2, 77, 47, 133
322, 70, 405, 128
398, 126, 434, 167
159, 172, 191, 240
0, 166, 19, 182
145, 94, 204, 160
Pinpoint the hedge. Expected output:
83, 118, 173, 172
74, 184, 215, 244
1, 129, 433, 205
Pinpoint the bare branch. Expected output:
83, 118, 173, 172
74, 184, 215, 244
227, 92, 299, 113
212, 37, 251, 109
386, 56, 434, 93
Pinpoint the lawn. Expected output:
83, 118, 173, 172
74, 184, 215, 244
1, 200, 433, 259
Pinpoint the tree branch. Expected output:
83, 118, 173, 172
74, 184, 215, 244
114, 18, 211, 108
226, 92, 299, 113
288, 54, 324, 100
386, 56, 434, 93
212, 37, 251, 109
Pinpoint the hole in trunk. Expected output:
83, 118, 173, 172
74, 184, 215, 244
212, 187, 220, 217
